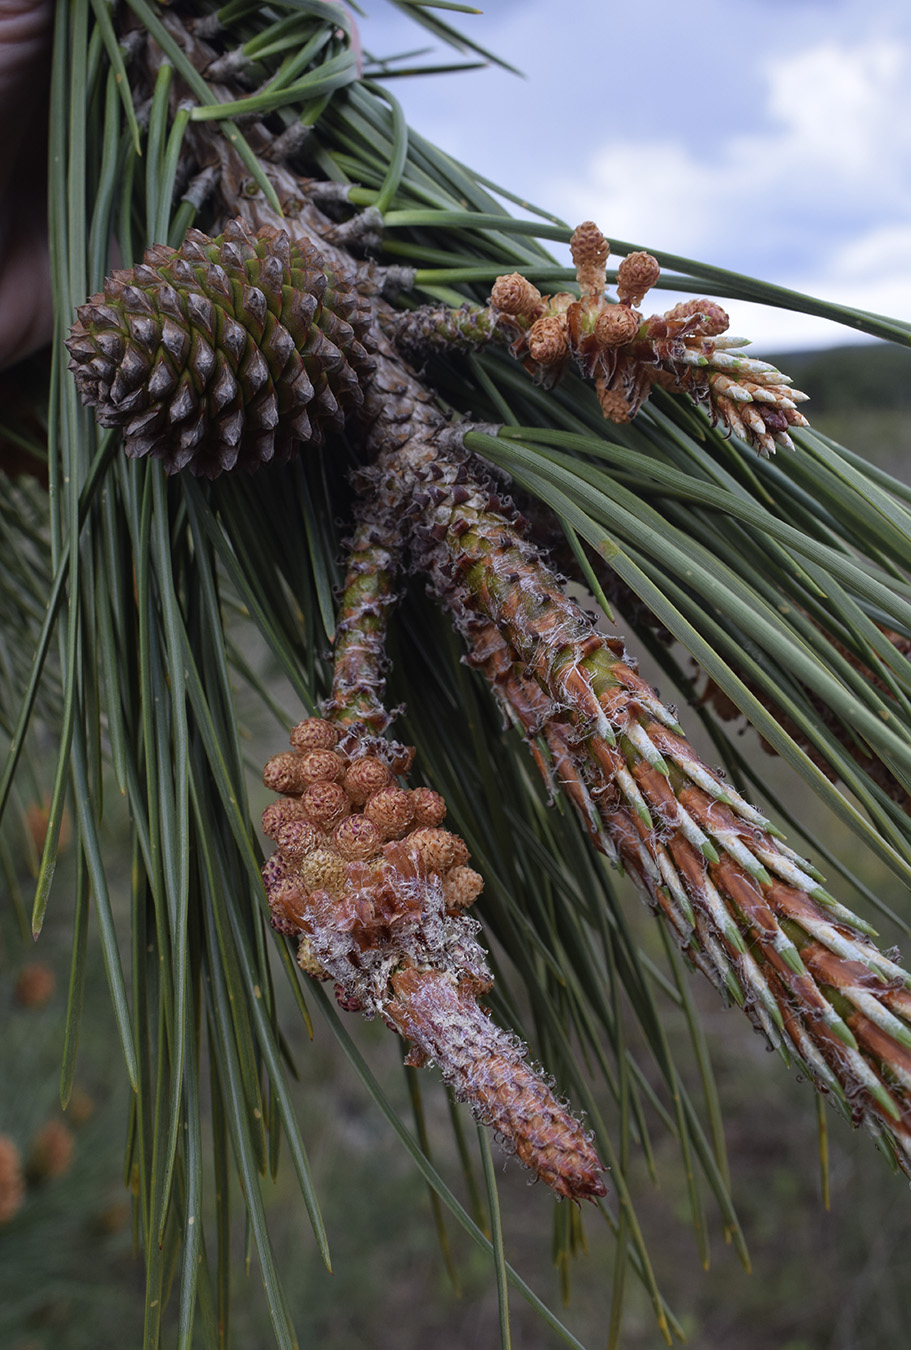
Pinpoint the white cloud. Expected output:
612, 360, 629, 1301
559, 37, 911, 255
763, 40, 908, 174
831, 223, 911, 282
545, 36, 911, 348
363, 4, 911, 349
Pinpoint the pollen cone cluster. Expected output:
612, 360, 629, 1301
66, 219, 375, 477
261, 715, 606, 1201
490, 221, 809, 455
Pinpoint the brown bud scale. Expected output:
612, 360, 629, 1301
570, 221, 610, 296
490, 272, 544, 319
301, 780, 351, 828
616, 251, 661, 307
290, 717, 340, 751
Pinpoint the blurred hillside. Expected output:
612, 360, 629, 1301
763, 342, 911, 478
766, 343, 911, 414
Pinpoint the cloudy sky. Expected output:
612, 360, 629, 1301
357, 0, 911, 352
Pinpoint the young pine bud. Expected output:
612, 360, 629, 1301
570, 221, 610, 296
616, 250, 661, 307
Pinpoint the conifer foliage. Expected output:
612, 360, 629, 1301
3, 2, 911, 1346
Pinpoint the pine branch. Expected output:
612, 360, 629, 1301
14, 1, 911, 1344
64, 0, 911, 1182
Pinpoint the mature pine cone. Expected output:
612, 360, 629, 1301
66, 219, 375, 477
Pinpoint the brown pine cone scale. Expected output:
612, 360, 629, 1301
66, 219, 375, 477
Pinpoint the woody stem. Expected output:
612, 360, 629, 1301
324, 503, 402, 733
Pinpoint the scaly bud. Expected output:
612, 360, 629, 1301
665, 297, 730, 335
570, 221, 610, 296
527, 314, 569, 366
594, 305, 641, 348
490, 272, 544, 319
616, 250, 661, 307
290, 718, 340, 752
